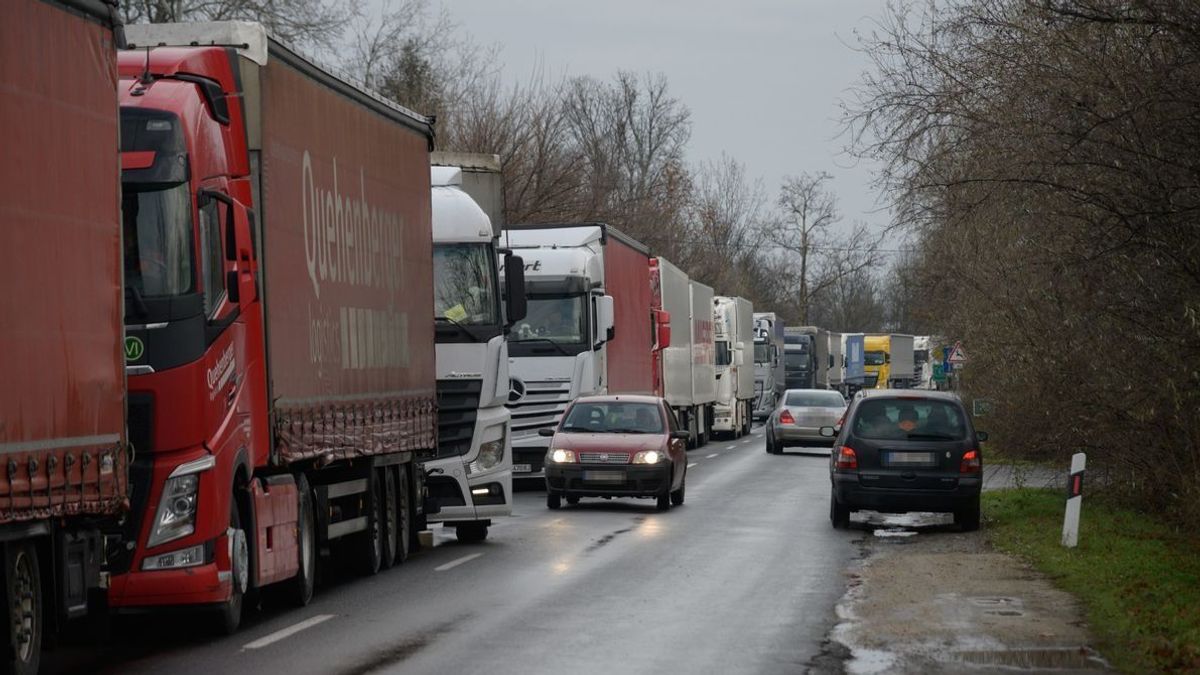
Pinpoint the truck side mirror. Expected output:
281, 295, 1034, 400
655, 309, 671, 349
503, 254, 527, 324
595, 295, 615, 347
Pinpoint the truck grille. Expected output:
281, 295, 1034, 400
507, 379, 572, 441
863, 373, 879, 388
436, 379, 483, 458
578, 452, 631, 464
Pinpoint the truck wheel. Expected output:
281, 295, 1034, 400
357, 471, 384, 576
547, 493, 561, 510
216, 502, 248, 634
3, 541, 41, 675
830, 488, 851, 530
290, 474, 316, 607
393, 466, 412, 565
455, 523, 489, 543
380, 469, 399, 569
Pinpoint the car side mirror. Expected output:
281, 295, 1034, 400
976, 431, 989, 442
818, 426, 837, 438
670, 430, 690, 440
538, 427, 556, 437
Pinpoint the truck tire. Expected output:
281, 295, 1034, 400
393, 465, 412, 565
290, 474, 316, 607
455, 523, 488, 543
356, 471, 384, 576
380, 468, 399, 569
2, 541, 41, 675
216, 502, 249, 634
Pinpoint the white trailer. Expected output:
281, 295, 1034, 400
690, 281, 717, 444
653, 257, 711, 447
827, 331, 845, 392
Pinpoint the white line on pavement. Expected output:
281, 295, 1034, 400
435, 553, 484, 572
741, 438, 752, 444
706, 453, 719, 459
243, 614, 335, 650
687, 462, 698, 468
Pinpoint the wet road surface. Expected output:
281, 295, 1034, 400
45, 427, 858, 675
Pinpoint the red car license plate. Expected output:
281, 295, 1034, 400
583, 470, 625, 482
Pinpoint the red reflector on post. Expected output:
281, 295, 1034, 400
835, 446, 858, 470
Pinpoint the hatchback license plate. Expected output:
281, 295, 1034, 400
512, 464, 532, 473
886, 451, 936, 466
583, 470, 625, 482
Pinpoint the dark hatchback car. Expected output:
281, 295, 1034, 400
823, 391, 987, 531
541, 395, 689, 511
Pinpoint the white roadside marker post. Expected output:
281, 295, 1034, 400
1061, 452, 1086, 548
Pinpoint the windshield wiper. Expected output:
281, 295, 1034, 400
435, 315, 484, 341
609, 428, 650, 434
511, 336, 570, 356
560, 425, 588, 433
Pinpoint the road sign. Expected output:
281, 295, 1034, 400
947, 341, 968, 364
932, 362, 945, 382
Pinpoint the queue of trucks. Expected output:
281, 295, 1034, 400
5, 7, 955, 671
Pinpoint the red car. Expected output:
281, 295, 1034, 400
541, 395, 689, 510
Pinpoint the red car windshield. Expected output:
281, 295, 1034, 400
561, 402, 665, 434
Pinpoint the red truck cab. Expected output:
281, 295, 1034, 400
111, 44, 270, 625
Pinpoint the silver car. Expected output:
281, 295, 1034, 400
766, 389, 847, 454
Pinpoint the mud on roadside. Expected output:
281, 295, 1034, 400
809, 512, 1111, 674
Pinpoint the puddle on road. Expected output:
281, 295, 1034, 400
950, 646, 1107, 670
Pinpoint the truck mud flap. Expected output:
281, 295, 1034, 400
57, 529, 103, 620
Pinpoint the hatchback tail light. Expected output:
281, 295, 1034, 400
834, 446, 858, 470
779, 410, 795, 425
960, 449, 981, 473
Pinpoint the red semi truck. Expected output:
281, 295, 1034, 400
112, 22, 436, 631
1, 0, 128, 671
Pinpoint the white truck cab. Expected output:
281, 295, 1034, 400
427, 162, 526, 542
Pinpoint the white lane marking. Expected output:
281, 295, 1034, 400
435, 552, 484, 572
741, 438, 752, 444
706, 453, 719, 459
243, 614, 335, 650
687, 462, 698, 468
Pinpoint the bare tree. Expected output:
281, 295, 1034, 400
767, 172, 882, 324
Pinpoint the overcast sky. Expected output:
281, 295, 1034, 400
437, 0, 891, 235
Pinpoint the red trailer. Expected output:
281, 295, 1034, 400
0, 0, 126, 670
110, 21, 436, 632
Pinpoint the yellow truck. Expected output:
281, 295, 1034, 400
863, 334, 916, 388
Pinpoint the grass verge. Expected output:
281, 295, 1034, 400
983, 489, 1200, 673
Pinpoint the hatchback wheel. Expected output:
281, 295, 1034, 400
547, 493, 561, 510
956, 504, 981, 532
566, 496, 580, 505
830, 488, 850, 529
670, 474, 686, 506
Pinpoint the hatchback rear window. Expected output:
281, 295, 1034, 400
785, 391, 846, 407
852, 398, 967, 440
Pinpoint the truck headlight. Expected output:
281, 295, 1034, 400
469, 437, 506, 474
632, 450, 661, 464
147, 473, 200, 548
548, 449, 576, 464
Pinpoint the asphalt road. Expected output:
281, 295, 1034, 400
45, 426, 858, 675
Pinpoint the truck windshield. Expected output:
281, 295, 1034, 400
754, 342, 770, 364
433, 243, 499, 326
715, 341, 731, 366
865, 350, 888, 366
122, 182, 194, 298
784, 352, 808, 370
914, 349, 930, 365
510, 295, 586, 345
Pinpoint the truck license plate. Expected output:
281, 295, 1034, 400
512, 464, 532, 473
583, 470, 625, 482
